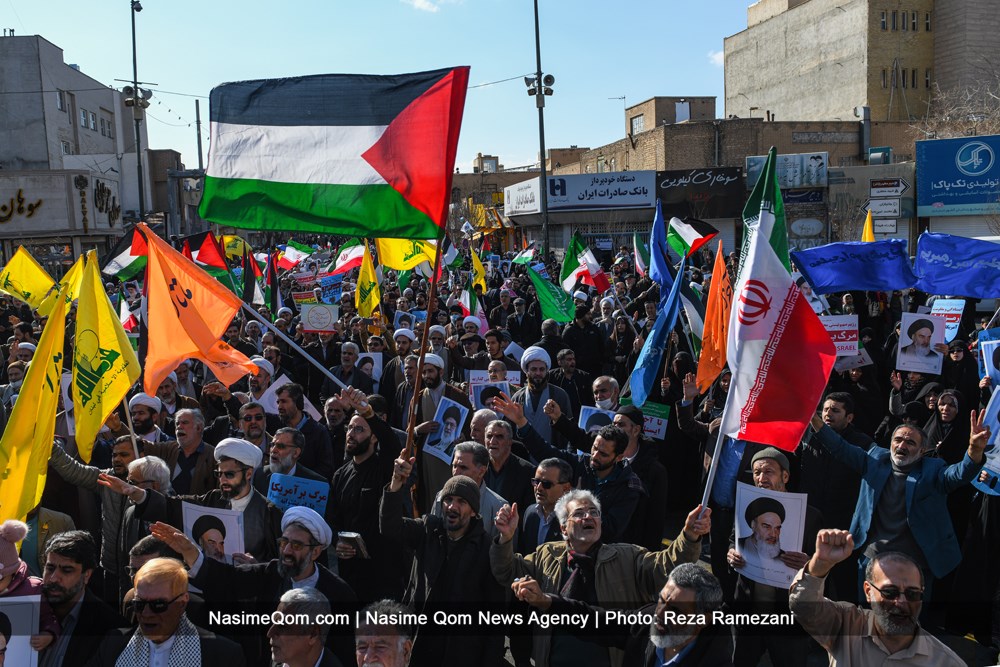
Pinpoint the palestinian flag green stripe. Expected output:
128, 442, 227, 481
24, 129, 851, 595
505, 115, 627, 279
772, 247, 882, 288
201, 178, 441, 238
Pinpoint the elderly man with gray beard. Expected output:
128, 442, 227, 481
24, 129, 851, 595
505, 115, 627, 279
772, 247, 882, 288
512, 562, 734, 666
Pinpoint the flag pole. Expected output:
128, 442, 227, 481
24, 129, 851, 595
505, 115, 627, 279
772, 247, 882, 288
121, 398, 140, 459
240, 303, 352, 394
698, 391, 735, 518
606, 287, 640, 337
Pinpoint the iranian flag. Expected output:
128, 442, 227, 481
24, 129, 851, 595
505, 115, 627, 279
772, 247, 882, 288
199, 67, 470, 239
667, 217, 718, 258
118, 290, 139, 332
719, 147, 835, 451
560, 232, 611, 294
330, 238, 365, 275
281, 240, 314, 267
633, 232, 649, 277
458, 274, 489, 333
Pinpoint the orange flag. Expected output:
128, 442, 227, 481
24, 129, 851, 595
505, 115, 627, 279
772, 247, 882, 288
138, 223, 257, 395
695, 240, 734, 394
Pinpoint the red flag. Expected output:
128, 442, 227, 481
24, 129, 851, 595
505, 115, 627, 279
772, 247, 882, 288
719, 222, 835, 452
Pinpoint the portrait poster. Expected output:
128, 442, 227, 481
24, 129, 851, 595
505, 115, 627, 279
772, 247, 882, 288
0, 595, 39, 667
895, 313, 945, 375
734, 482, 808, 588
973, 389, 1000, 496
981, 341, 1000, 389
578, 406, 616, 434
181, 502, 245, 564
393, 310, 416, 332
356, 352, 383, 390
423, 397, 469, 465
257, 374, 322, 421
471, 382, 510, 410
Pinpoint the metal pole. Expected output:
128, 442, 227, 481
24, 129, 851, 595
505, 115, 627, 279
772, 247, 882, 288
533, 0, 550, 260
195, 99, 204, 171
699, 393, 735, 516
130, 1, 145, 221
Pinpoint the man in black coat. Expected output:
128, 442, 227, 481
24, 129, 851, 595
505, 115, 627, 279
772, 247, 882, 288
40, 531, 127, 667
380, 464, 505, 667
87, 557, 245, 666
483, 419, 536, 511
276, 383, 335, 479
151, 506, 357, 667
511, 562, 734, 667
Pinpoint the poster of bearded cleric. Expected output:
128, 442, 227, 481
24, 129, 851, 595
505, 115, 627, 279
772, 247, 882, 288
734, 482, 808, 588
895, 313, 945, 376
423, 398, 469, 464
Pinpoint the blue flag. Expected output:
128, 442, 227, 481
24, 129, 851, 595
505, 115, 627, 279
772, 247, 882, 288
630, 255, 687, 408
790, 239, 917, 294
915, 233, 1000, 298
649, 200, 673, 306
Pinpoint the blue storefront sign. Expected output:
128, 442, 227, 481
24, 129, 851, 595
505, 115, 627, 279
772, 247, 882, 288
916, 135, 1000, 216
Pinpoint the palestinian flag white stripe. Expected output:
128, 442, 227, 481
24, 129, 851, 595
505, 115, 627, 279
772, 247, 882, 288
207, 122, 387, 185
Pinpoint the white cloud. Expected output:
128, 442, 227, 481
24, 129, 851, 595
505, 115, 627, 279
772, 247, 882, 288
708, 50, 725, 67
402, 0, 441, 12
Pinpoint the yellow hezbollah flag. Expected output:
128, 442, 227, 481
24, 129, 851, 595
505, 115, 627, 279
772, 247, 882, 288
375, 239, 437, 270
356, 244, 381, 318
471, 250, 487, 294
73, 251, 141, 463
0, 284, 68, 522
861, 209, 875, 242
0, 247, 56, 309
222, 234, 251, 262
38, 254, 85, 317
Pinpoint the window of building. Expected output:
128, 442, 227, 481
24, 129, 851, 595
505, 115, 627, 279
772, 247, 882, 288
675, 101, 691, 123
902, 11, 908, 31
609, 157, 616, 172
912, 69, 917, 88
80, 108, 88, 127
56, 90, 66, 111
925, 68, 932, 88
911, 11, 917, 31
925, 12, 931, 30
901, 68, 907, 88
881, 69, 887, 88
630, 115, 644, 135
596, 156, 605, 173
99, 118, 106, 137
89, 111, 97, 131
104, 117, 113, 139
61, 141, 72, 155
891, 10, 897, 30
880, 11, 887, 30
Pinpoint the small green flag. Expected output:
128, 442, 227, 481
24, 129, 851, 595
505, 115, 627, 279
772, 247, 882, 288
527, 266, 575, 323
741, 146, 790, 273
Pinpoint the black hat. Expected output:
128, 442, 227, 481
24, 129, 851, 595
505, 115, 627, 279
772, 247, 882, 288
585, 411, 613, 431
191, 514, 227, 542
616, 404, 644, 427
442, 406, 461, 424
479, 386, 503, 403
906, 318, 934, 339
745, 497, 786, 528
441, 475, 480, 515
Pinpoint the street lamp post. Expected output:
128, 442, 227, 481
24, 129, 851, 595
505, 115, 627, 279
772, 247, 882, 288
529, 0, 553, 260
130, 0, 145, 222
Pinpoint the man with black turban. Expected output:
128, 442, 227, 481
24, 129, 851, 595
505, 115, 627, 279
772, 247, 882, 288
899, 318, 937, 359
738, 496, 787, 566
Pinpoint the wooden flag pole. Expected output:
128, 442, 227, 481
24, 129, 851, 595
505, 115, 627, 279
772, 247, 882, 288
121, 397, 140, 459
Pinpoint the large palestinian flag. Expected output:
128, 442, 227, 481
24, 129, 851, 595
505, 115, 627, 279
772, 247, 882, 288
199, 67, 470, 239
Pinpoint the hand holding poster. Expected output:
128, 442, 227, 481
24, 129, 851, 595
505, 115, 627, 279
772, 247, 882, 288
895, 313, 945, 375
471, 382, 510, 410
182, 502, 245, 564
733, 482, 808, 588
266, 473, 330, 514
930, 299, 965, 343
423, 397, 469, 464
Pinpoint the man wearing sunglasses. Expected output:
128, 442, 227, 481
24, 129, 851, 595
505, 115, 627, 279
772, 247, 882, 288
790, 529, 964, 666
519, 458, 573, 554
151, 506, 357, 667
100, 438, 282, 563
90, 557, 244, 665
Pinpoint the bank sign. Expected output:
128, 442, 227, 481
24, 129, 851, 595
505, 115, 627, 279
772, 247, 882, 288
917, 135, 1000, 217
504, 172, 656, 216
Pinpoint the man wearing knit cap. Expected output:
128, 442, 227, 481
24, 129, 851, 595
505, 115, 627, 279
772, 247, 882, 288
510, 345, 572, 449
152, 504, 357, 667
727, 447, 821, 667
382, 457, 505, 666
128, 393, 170, 442
100, 437, 282, 563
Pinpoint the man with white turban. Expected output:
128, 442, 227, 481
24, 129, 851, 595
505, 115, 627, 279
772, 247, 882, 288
151, 504, 358, 666
100, 437, 283, 563
128, 392, 170, 442
510, 346, 573, 449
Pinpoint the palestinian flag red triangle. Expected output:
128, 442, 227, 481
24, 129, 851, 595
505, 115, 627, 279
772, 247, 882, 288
362, 67, 470, 230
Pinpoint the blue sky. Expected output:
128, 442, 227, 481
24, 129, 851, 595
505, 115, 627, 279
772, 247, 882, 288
10, 0, 750, 171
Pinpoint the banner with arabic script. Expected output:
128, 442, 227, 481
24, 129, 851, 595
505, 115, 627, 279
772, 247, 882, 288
917, 135, 1000, 217
915, 233, 1000, 298
790, 239, 917, 294
656, 167, 744, 219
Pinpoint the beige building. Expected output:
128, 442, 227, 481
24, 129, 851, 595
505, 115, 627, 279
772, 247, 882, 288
723, 0, 999, 123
